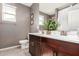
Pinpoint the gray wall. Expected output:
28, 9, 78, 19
0, 3, 30, 48
30, 3, 39, 33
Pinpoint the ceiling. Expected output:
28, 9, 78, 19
22, 3, 72, 15
21, 3, 33, 7
39, 3, 72, 15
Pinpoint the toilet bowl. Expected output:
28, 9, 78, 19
19, 40, 29, 49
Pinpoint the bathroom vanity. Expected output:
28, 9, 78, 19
29, 33, 79, 56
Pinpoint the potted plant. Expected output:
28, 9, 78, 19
42, 19, 58, 34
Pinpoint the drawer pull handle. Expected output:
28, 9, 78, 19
31, 42, 34, 46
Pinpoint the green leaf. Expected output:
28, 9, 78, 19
42, 19, 58, 31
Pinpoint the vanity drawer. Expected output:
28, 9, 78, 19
59, 41, 79, 56
46, 38, 61, 48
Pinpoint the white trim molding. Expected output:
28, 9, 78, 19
0, 45, 20, 51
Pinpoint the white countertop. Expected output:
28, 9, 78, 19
29, 33, 79, 44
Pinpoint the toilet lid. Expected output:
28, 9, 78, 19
19, 40, 28, 43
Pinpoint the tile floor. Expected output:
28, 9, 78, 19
0, 47, 31, 56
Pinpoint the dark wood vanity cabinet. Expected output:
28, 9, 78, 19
29, 35, 53, 56
58, 41, 79, 56
29, 35, 42, 56
29, 34, 79, 56
46, 38, 79, 56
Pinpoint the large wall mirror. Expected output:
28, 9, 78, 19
68, 9, 79, 30
58, 4, 79, 31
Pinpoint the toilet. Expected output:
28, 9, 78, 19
19, 40, 29, 49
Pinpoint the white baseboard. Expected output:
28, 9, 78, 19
0, 45, 20, 51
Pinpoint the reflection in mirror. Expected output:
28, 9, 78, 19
68, 9, 79, 31
58, 3, 79, 32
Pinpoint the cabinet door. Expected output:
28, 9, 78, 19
41, 37, 54, 56
59, 41, 79, 56
35, 36, 41, 56
35, 41, 41, 56
29, 35, 41, 56
41, 42, 53, 56
29, 35, 36, 56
